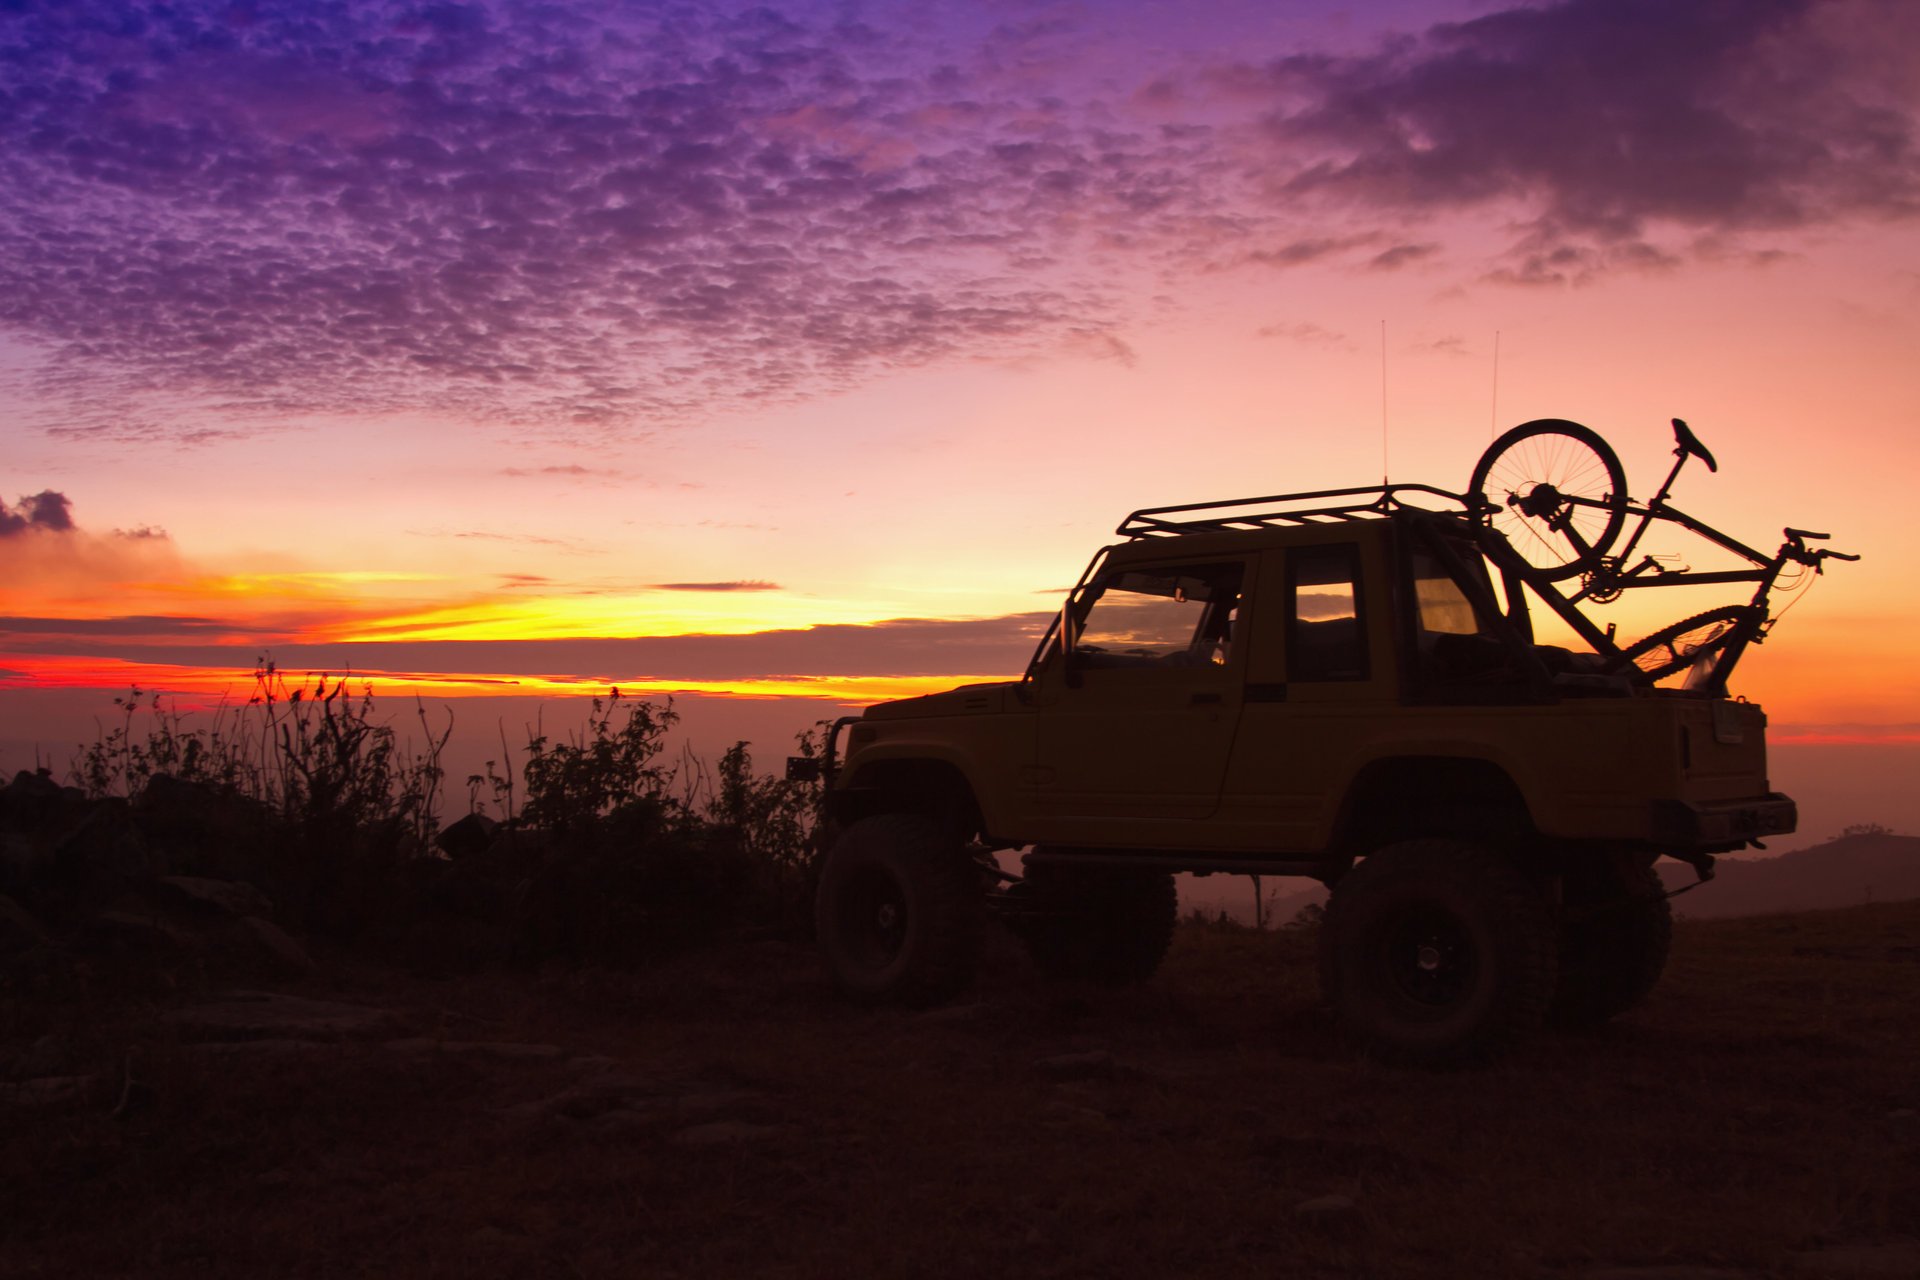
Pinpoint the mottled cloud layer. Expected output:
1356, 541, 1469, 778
0, 1, 1194, 437
1, 0, 1911, 435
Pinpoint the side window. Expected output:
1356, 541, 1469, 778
1289, 545, 1367, 682
1073, 563, 1243, 671
1412, 550, 1487, 637
1411, 546, 1517, 684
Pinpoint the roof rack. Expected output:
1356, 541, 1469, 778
1116, 482, 1478, 539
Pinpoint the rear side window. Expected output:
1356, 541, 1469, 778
1289, 545, 1367, 681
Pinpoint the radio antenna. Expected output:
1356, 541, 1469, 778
1379, 320, 1389, 484
1490, 329, 1502, 440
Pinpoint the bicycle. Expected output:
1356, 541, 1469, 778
1469, 417, 1857, 692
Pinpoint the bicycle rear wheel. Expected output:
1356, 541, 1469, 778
1616, 606, 1751, 682
1471, 419, 1628, 580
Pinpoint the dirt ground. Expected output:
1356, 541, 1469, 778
4, 903, 1917, 1279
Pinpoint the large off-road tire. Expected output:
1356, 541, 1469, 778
1008, 862, 1178, 985
1319, 839, 1557, 1065
1551, 853, 1672, 1028
814, 814, 984, 1006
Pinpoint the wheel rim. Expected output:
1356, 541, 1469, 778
1473, 425, 1625, 578
1629, 614, 1740, 679
1384, 906, 1477, 1008
838, 865, 909, 971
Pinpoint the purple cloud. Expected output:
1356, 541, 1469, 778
1250, 0, 1919, 276
651, 581, 782, 593
7, 612, 1056, 682
0, 490, 74, 535
0, 615, 261, 637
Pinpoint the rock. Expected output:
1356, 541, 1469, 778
161, 990, 404, 1042
48, 799, 157, 887
185, 1039, 348, 1060
0, 893, 51, 954
383, 1039, 566, 1061
0, 1074, 104, 1110
226, 916, 315, 976
0, 769, 74, 832
153, 876, 273, 919
1034, 1049, 1116, 1081
436, 812, 498, 860
674, 1088, 768, 1115
93, 906, 202, 954
1581, 1268, 1754, 1280
1788, 1242, 1920, 1277
1041, 1103, 1112, 1135
910, 1003, 986, 1027
1291, 1194, 1357, 1221
4, 1034, 68, 1078
0, 832, 47, 893
668, 1120, 791, 1149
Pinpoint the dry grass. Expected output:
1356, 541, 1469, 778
4, 903, 1917, 1279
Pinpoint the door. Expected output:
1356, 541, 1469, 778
1031, 559, 1246, 830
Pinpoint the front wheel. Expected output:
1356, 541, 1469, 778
814, 814, 984, 1006
1470, 419, 1629, 581
1319, 839, 1557, 1064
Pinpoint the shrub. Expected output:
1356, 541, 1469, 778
60, 673, 828, 964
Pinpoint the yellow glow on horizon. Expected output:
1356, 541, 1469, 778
337, 593, 912, 643
0, 652, 1007, 705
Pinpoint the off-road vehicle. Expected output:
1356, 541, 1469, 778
799, 418, 1854, 1063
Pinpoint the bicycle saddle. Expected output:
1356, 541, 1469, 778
1671, 418, 1718, 472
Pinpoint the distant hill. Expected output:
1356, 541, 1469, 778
1659, 832, 1920, 918
1186, 832, 1920, 925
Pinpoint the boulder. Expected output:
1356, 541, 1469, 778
153, 876, 273, 919
0, 893, 51, 955
0, 769, 78, 832
0, 832, 47, 894
225, 916, 315, 977
93, 905, 202, 955
160, 990, 404, 1042
45, 800, 159, 891
436, 811, 498, 861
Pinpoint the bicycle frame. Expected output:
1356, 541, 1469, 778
1569, 498, 1777, 602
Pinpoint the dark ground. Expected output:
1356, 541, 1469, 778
4, 903, 1918, 1280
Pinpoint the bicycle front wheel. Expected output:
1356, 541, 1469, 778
1616, 606, 1751, 682
1471, 419, 1628, 580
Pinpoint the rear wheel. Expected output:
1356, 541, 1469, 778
1552, 854, 1672, 1028
1008, 861, 1178, 985
1470, 419, 1628, 580
815, 814, 984, 1006
1319, 839, 1557, 1064
1616, 606, 1750, 682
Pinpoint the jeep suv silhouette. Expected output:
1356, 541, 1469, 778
805, 428, 1820, 1063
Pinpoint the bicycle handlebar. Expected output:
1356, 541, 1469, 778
1782, 527, 1860, 566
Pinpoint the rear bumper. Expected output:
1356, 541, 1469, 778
1649, 792, 1796, 851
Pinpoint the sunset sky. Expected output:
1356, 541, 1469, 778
3, 0, 1917, 836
